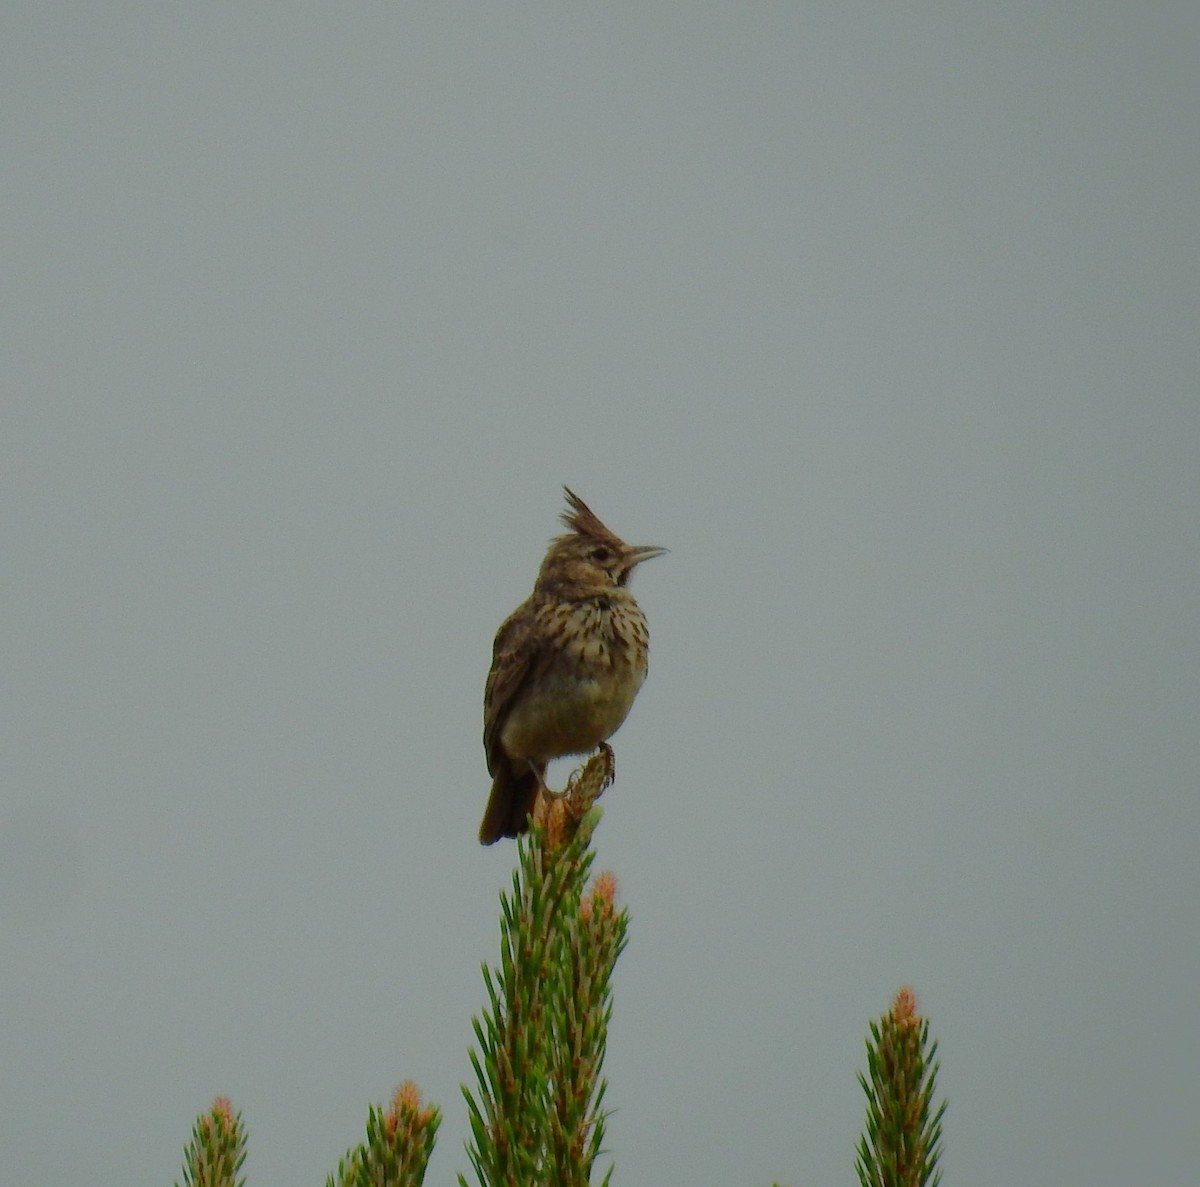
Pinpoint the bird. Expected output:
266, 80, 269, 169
479, 487, 665, 844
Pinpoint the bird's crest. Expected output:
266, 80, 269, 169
560, 486, 622, 544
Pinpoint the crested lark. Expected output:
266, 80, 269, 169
479, 488, 665, 844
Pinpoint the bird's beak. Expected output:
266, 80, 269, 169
626, 544, 669, 568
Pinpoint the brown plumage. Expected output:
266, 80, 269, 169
479, 487, 665, 844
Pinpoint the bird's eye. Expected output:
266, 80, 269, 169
589, 546, 613, 563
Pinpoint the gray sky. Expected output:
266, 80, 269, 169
3, 4, 1197, 1185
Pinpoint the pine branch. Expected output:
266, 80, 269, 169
855, 987, 947, 1187
462, 752, 628, 1187
176, 1097, 247, 1187
327, 1081, 442, 1187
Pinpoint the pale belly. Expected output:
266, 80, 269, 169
500, 667, 646, 762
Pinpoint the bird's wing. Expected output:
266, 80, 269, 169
483, 601, 540, 776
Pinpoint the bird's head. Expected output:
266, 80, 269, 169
535, 487, 667, 595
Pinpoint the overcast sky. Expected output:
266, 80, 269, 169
3, 4, 1197, 1185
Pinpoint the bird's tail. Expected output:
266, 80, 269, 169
478, 760, 543, 845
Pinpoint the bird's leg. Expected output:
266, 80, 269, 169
598, 741, 616, 788
531, 759, 566, 801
